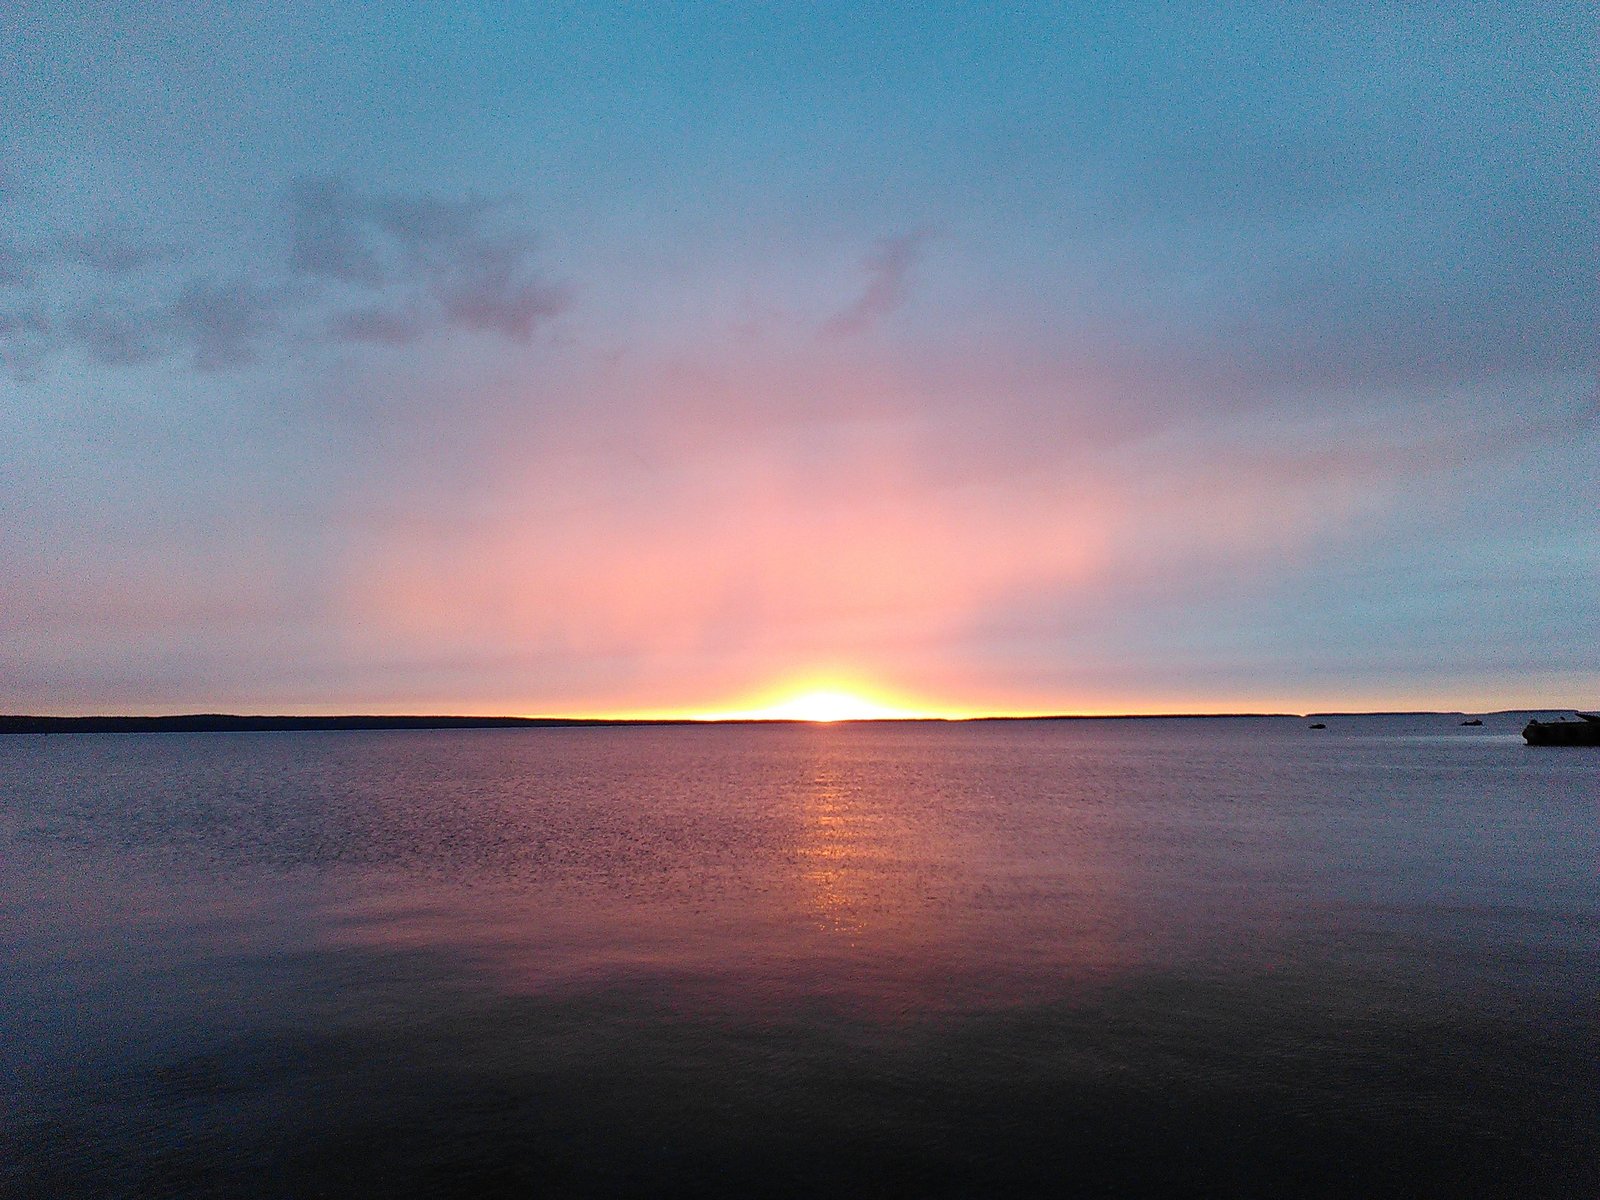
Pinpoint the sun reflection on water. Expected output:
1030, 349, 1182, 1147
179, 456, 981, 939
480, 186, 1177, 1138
798, 769, 869, 936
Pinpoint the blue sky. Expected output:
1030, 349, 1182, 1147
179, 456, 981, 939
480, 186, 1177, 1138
2, 3, 1595, 714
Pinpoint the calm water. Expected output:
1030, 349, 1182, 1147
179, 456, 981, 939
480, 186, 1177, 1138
1, 716, 1594, 1198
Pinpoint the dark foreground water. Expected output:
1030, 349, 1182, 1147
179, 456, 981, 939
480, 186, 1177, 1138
1, 716, 1595, 1198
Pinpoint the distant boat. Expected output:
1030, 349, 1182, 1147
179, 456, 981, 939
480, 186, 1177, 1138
1522, 713, 1600, 746
1308, 722, 1326, 730
1460, 718, 1483, 726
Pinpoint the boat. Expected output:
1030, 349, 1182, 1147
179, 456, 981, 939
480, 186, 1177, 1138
1460, 718, 1482, 726
1522, 713, 1600, 746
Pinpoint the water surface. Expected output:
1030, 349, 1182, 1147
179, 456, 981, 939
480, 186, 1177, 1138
1, 716, 1594, 1197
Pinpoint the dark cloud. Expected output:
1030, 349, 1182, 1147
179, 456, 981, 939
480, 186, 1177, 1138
0, 306, 52, 372
170, 278, 282, 371
64, 303, 169, 365
288, 175, 568, 344
327, 305, 426, 346
823, 230, 932, 338
0, 176, 566, 375
431, 233, 569, 342
289, 177, 497, 283
0, 308, 49, 338
0, 234, 40, 288
56, 278, 282, 370
369, 191, 493, 254
289, 176, 389, 285
62, 230, 184, 274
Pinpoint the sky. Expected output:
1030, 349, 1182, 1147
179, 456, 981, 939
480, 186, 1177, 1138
1, 2, 1596, 717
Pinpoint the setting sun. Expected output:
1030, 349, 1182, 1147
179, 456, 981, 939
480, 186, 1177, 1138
695, 687, 923, 723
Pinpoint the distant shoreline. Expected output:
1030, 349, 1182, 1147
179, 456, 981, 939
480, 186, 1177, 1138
0, 711, 1556, 735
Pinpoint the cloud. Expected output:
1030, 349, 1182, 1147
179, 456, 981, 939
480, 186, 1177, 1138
0, 306, 52, 373
288, 175, 389, 285
822, 230, 932, 338
366, 191, 494, 258
61, 229, 184, 274
430, 232, 569, 342
288, 175, 569, 344
0, 233, 40, 288
326, 305, 425, 346
0, 308, 49, 338
0, 175, 566, 376
64, 303, 168, 365
169, 278, 282, 370
57, 277, 283, 370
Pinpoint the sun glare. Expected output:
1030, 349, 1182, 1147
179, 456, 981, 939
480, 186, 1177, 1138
761, 690, 908, 722
696, 687, 921, 722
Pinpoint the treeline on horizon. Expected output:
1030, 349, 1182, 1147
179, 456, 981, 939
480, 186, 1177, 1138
0, 710, 1560, 735
0, 714, 659, 735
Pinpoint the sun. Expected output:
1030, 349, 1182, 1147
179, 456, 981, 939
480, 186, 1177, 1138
695, 686, 921, 722
754, 690, 910, 722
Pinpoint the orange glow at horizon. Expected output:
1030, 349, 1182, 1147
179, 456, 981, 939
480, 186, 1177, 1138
691, 684, 927, 723
596, 677, 1237, 723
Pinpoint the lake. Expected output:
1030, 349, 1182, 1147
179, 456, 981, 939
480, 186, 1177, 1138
1, 716, 1594, 1197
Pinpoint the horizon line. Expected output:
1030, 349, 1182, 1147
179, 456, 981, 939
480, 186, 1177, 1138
0, 707, 1577, 736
